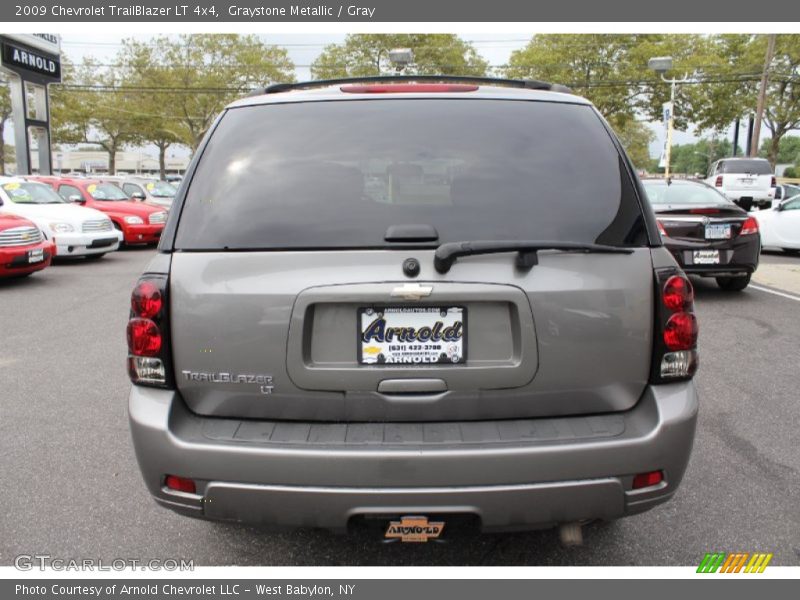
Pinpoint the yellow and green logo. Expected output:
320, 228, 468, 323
697, 552, 773, 573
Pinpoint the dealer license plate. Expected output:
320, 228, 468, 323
705, 224, 731, 239
358, 306, 466, 365
692, 249, 720, 265
28, 248, 44, 263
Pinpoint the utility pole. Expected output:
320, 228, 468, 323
750, 34, 777, 157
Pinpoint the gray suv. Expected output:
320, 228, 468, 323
127, 77, 699, 545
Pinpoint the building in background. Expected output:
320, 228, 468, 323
6, 150, 189, 176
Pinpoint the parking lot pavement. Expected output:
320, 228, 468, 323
1, 248, 799, 567
754, 252, 800, 297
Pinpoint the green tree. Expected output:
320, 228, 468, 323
147, 34, 295, 153
50, 56, 145, 174
761, 35, 800, 169
615, 120, 655, 169
759, 136, 800, 165
311, 34, 488, 78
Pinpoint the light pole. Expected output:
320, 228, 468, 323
388, 48, 413, 73
648, 57, 690, 179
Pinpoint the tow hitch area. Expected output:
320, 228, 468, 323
384, 516, 445, 543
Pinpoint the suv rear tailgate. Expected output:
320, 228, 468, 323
169, 248, 653, 421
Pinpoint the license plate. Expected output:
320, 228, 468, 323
705, 224, 731, 239
359, 306, 465, 365
693, 249, 720, 265
737, 177, 755, 185
28, 248, 44, 263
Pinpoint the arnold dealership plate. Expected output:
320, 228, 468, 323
358, 306, 466, 365
692, 249, 720, 265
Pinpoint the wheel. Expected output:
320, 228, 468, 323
782, 248, 800, 256
716, 273, 751, 291
85, 253, 105, 260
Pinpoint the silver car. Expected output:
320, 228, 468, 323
120, 177, 177, 210
127, 77, 699, 545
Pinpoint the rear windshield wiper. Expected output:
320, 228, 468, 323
434, 240, 635, 273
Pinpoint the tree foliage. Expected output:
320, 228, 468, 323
311, 34, 488, 78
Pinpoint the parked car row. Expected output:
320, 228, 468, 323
643, 176, 800, 291
0, 175, 169, 279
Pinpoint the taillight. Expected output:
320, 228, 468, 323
127, 318, 162, 356
740, 216, 759, 236
127, 275, 173, 388
651, 269, 699, 382
664, 312, 698, 350
131, 280, 162, 318
657, 220, 668, 237
340, 83, 479, 93
632, 470, 664, 490
164, 475, 196, 494
715, 175, 723, 187
771, 176, 777, 187
662, 275, 693, 311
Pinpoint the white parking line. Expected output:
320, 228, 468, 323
750, 284, 800, 303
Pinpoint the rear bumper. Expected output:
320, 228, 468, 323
664, 235, 760, 277
128, 381, 698, 531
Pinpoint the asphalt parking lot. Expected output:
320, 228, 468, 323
1, 247, 799, 567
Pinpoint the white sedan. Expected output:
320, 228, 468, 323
754, 195, 800, 254
0, 177, 123, 259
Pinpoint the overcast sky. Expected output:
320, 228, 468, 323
6, 33, 709, 159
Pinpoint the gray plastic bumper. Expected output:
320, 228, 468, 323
129, 381, 698, 530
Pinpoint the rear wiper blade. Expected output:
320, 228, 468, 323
434, 240, 634, 274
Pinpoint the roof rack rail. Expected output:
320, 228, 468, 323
248, 75, 573, 97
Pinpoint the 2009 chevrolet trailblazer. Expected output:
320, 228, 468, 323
127, 76, 699, 545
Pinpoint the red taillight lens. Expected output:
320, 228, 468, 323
340, 83, 479, 93
664, 312, 698, 350
165, 475, 196, 494
131, 280, 162, 318
663, 275, 694, 311
771, 176, 777, 187
715, 175, 723, 187
127, 318, 162, 356
689, 208, 720, 215
740, 216, 759, 236
632, 470, 663, 489
657, 220, 667, 237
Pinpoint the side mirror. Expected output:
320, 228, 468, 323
775, 201, 784, 211
69, 194, 85, 203
131, 192, 146, 200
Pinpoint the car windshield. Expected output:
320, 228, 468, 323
175, 99, 646, 250
1, 181, 65, 204
643, 181, 733, 206
145, 181, 177, 198
87, 183, 131, 201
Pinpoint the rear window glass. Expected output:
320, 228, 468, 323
718, 160, 772, 175
175, 99, 646, 250
643, 181, 734, 205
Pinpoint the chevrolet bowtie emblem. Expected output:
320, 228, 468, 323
390, 283, 433, 300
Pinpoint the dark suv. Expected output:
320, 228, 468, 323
127, 77, 699, 545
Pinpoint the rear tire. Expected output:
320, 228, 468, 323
716, 274, 751, 291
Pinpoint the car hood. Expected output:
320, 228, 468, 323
91, 200, 164, 217
0, 212, 37, 231
3, 202, 112, 225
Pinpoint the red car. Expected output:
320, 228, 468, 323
28, 176, 167, 245
0, 213, 55, 278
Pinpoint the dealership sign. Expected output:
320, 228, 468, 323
0, 35, 61, 82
